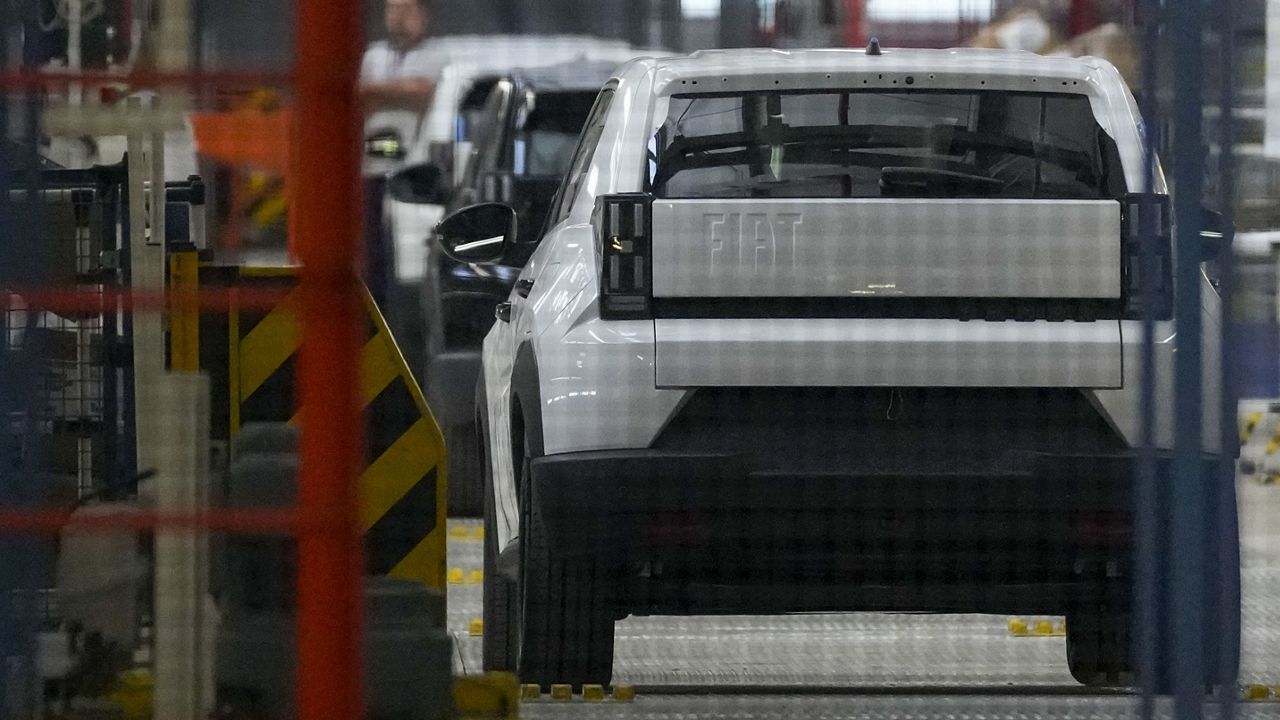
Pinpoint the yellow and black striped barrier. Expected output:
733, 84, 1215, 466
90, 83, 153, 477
192, 265, 447, 592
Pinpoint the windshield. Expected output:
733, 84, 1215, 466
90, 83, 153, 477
513, 90, 599, 177
650, 90, 1126, 200
456, 77, 502, 143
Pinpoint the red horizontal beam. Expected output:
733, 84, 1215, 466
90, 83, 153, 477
5, 284, 293, 315
0, 69, 295, 92
0, 507, 305, 535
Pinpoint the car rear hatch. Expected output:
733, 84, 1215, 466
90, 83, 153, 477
599, 86, 1154, 389
648, 197, 1124, 388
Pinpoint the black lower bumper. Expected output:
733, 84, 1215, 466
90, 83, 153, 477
528, 450, 1208, 616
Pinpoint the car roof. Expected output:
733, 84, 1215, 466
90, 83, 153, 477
509, 61, 624, 93
431, 35, 664, 73
430, 34, 632, 53
636, 47, 1114, 84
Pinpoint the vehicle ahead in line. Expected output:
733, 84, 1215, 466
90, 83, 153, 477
375, 36, 666, 294
388, 60, 626, 515
435, 47, 1238, 689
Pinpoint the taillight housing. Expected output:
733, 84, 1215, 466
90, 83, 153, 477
1119, 192, 1173, 320
595, 193, 654, 320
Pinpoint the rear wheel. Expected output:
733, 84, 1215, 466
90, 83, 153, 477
445, 421, 482, 517
517, 482, 616, 688
482, 413, 617, 688
480, 421, 518, 672
1067, 601, 1237, 692
1065, 606, 1133, 687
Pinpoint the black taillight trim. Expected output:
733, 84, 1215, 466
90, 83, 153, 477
595, 192, 654, 320
1119, 192, 1173, 321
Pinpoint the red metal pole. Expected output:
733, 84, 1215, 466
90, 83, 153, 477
844, 0, 865, 48
293, 0, 365, 718
1069, 0, 1097, 37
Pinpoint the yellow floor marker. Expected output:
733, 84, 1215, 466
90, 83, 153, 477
468, 618, 484, 636
582, 684, 605, 701
550, 684, 573, 701
612, 685, 636, 702
1243, 411, 1264, 443
520, 684, 541, 700
447, 568, 464, 584
1008, 617, 1064, 637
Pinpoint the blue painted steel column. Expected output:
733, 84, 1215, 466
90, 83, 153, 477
1134, 0, 1162, 714
0, 47, 15, 715
1213, 0, 1243, 714
0, 84, 44, 720
1170, 0, 1207, 715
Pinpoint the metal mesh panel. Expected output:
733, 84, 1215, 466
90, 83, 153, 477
0, 1, 1274, 720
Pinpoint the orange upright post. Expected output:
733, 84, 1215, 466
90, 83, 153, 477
293, 0, 366, 719
844, 0, 866, 47
1069, 0, 1098, 36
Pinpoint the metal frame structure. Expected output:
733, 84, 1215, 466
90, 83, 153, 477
0, 2, 1254, 720
293, 1, 365, 717
0, 1, 371, 719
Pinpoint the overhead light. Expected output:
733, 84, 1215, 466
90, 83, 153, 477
682, 0, 719, 19
866, 0, 994, 23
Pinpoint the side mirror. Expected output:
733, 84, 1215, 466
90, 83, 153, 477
1200, 207, 1233, 261
365, 129, 406, 160
436, 202, 516, 263
388, 164, 448, 205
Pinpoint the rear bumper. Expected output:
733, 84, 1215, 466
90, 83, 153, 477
528, 450, 1214, 615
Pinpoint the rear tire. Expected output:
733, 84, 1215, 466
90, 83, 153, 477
517, 492, 616, 688
487, 401, 616, 688
445, 421, 482, 517
481, 443, 518, 671
1065, 606, 1133, 687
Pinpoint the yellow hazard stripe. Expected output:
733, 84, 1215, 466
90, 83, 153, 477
361, 333, 401, 405
357, 286, 447, 590
390, 532, 447, 588
360, 287, 438, 422
286, 334, 400, 425
229, 293, 241, 435
168, 252, 200, 372
238, 265, 299, 278
250, 193, 288, 226
360, 417, 439, 530
239, 287, 301, 398
226, 267, 445, 591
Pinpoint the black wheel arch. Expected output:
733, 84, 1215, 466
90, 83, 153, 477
510, 340, 545, 459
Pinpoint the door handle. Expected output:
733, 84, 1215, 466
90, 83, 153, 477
515, 278, 535, 298
495, 301, 512, 323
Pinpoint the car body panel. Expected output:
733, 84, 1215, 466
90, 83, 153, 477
650, 198, 1122, 299
480, 47, 1220, 555
654, 318, 1123, 388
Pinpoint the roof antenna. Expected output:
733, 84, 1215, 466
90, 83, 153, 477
867, 37, 882, 56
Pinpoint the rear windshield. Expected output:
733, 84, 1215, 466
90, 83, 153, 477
513, 90, 599, 177
649, 90, 1126, 200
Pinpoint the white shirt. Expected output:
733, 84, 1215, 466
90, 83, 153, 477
360, 38, 446, 148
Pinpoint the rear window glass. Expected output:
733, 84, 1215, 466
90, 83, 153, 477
649, 90, 1125, 200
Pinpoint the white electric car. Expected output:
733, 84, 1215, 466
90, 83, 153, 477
436, 47, 1236, 689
